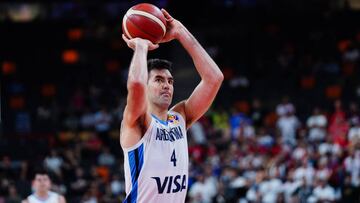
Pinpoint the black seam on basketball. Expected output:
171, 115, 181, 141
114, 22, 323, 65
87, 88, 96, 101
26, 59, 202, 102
127, 14, 161, 40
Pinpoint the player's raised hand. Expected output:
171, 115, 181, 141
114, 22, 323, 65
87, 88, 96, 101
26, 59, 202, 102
122, 34, 159, 51
159, 9, 184, 43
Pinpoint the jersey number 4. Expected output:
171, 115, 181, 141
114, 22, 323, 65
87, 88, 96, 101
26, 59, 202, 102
171, 149, 177, 167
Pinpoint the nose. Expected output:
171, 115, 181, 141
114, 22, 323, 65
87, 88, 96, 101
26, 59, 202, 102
162, 82, 170, 90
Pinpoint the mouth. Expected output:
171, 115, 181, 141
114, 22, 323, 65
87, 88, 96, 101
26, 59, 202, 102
161, 92, 171, 98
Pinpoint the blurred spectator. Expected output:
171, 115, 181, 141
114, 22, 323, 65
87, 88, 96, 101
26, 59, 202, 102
63, 111, 79, 131
250, 99, 266, 128
80, 108, 95, 130
293, 159, 315, 186
276, 96, 295, 117
229, 109, 249, 139
276, 109, 300, 147
70, 167, 88, 199
327, 100, 348, 147
94, 106, 112, 144
97, 147, 115, 167
44, 150, 63, 177
307, 107, 327, 142
110, 174, 124, 196
348, 118, 360, 147
344, 149, 360, 187
348, 102, 360, 126
5, 184, 22, 203
307, 178, 336, 203
211, 108, 229, 132
189, 121, 207, 145
189, 173, 216, 203
340, 174, 360, 203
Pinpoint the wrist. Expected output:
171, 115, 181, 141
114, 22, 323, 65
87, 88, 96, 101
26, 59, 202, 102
174, 24, 187, 40
135, 41, 148, 50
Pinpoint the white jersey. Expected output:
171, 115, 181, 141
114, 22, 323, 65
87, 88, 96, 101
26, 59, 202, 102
27, 191, 60, 203
123, 111, 189, 203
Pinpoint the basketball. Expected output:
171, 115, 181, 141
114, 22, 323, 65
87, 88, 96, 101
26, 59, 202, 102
122, 3, 167, 44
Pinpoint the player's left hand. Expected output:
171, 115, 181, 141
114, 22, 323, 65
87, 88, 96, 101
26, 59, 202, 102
159, 9, 184, 43
122, 34, 159, 51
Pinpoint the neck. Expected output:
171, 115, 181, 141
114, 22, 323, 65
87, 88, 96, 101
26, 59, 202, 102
149, 104, 168, 121
35, 190, 49, 199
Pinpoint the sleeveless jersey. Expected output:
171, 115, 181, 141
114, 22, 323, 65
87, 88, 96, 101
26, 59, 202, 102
27, 191, 60, 203
123, 111, 189, 203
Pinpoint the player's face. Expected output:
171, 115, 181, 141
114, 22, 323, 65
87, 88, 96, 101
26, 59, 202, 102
148, 69, 174, 108
33, 174, 51, 192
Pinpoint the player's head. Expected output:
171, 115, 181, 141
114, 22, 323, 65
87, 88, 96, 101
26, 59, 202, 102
32, 169, 51, 193
147, 59, 174, 108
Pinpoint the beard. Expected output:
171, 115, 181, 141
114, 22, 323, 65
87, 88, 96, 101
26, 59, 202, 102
153, 94, 172, 108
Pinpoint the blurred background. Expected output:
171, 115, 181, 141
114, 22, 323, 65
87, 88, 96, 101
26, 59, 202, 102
1, 0, 360, 202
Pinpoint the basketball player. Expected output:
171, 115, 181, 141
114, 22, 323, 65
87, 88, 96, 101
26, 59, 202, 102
120, 9, 223, 203
22, 170, 66, 203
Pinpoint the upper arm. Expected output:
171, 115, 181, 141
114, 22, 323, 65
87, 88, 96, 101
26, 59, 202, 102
172, 77, 223, 129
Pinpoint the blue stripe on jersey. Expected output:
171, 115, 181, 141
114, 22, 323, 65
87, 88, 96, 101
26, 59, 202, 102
151, 114, 168, 126
123, 144, 144, 203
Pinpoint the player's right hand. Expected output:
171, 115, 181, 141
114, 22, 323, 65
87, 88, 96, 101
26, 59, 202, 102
122, 34, 159, 51
159, 9, 184, 43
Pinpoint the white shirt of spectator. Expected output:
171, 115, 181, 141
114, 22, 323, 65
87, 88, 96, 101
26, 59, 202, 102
27, 191, 60, 203
189, 176, 217, 203
344, 151, 360, 186
282, 179, 303, 203
293, 165, 315, 186
259, 178, 283, 203
308, 184, 336, 202
111, 179, 124, 195
292, 147, 306, 161
307, 114, 327, 141
94, 111, 112, 132
44, 157, 63, 173
97, 152, 115, 167
348, 126, 360, 142
189, 121, 206, 145
276, 103, 295, 117
277, 115, 300, 144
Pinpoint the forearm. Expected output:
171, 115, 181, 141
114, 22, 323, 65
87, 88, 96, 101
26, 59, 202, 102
127, 43, 149, 87
177, 27, 223, 83
124, 43, 149, 124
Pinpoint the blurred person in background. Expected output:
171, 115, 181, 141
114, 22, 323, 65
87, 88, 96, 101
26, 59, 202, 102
22, 170, 66, 203
307, 107, 327, 143
276, 106, 300, 147
43, 150, 63, 178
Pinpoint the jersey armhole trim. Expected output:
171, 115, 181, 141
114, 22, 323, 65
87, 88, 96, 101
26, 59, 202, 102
122, 118, 154, 152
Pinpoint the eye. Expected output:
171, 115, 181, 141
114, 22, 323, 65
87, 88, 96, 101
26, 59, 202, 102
168, 80, 174, 85
155, 78, 161, 82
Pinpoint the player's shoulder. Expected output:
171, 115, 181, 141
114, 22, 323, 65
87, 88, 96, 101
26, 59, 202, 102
170, 100, 186, 120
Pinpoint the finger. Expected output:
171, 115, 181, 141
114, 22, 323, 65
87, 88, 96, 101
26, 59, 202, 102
122, 34, 129, 42
148, 43, 159, 50
161, 9, 173, 22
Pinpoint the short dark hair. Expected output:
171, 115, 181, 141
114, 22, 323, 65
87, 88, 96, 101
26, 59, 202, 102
32, 168, 50, 179
147, 58, 172, 73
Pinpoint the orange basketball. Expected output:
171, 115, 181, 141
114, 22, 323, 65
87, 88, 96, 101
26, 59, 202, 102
122, 3, 167, 44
